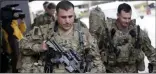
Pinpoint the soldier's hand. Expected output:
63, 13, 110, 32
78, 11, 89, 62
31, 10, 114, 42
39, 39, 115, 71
129, 29, 136, 37
41, 41, 48, 51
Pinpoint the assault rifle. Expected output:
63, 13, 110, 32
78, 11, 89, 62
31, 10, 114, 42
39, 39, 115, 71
44, 39, 83, 73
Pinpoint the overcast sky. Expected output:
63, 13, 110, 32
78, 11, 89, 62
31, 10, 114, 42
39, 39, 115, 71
29, 1, 90, 13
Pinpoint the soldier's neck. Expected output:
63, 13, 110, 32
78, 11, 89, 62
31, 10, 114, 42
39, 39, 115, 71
58, 25, 74, 38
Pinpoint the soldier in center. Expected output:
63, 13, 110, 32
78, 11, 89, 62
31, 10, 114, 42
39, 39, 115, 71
19, 0, 105, 73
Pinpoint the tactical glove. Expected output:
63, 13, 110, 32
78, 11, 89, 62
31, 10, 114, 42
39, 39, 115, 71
148, 63, 156, 73
129, 29, 136, 38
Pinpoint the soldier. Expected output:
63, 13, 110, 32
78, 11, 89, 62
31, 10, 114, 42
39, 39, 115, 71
31, 2, 56, 29
18, 2, 56, 73
43, 1, 49, 11
98, 3, 156, 73
19, 0, 105, 73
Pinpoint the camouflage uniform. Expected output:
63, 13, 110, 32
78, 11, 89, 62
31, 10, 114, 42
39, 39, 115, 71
18, 22, 54, 73
18, 12, 55, 72
89, 7, 105, 49
32, 12, 55, 29
19, 21, 105, 73
99, 17, 156, 73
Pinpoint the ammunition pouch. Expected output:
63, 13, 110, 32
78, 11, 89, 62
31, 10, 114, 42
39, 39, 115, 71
102, 45, 120, 66
116, 45, 129, 63
107, 53, 117, 66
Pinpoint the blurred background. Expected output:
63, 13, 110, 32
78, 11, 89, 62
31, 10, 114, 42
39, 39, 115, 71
0, 0, 155, 73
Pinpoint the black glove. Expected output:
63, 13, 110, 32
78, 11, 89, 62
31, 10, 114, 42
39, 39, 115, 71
129, 29, 136, 38
148, 63, 153, 73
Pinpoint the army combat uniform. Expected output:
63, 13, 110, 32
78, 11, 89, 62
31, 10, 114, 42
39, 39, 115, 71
18, 21, 105, 73
89, 7, 106, 49
99, 17, 156, 73
18, 21, 53, 72
17, 11, 55, 72
31, 12, 55, 29
89, 6, 105, 38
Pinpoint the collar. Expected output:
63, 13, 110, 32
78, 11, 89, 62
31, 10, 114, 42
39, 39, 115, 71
53, 21, 78, 32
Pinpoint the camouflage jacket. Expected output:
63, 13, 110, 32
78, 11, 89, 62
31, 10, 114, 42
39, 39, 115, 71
18, 21, 54, 73
31, 12, 55, 29
19, 21, 105, 73
99, 17, 156, 73
89, 6, 106, 49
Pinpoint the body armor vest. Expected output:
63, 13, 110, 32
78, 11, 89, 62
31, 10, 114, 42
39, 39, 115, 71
104, 18, 145, 72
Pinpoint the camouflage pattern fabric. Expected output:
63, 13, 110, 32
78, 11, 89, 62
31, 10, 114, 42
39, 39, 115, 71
48, 22, 105, 73
18, 21, 106, 73
89, 6, 105, 41
31, 13, 55, 29
99, 17, 156, 73
18, 22, 54, 73
89, 6, 106, 50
